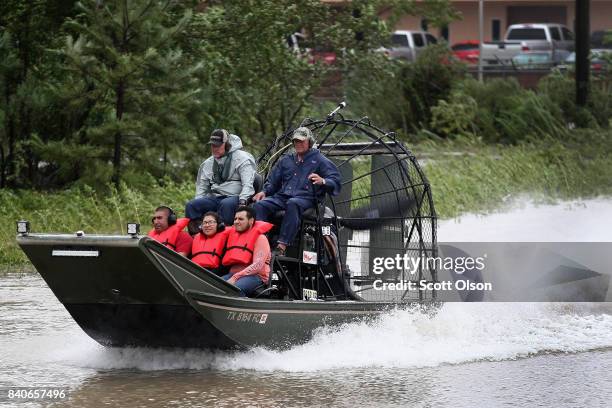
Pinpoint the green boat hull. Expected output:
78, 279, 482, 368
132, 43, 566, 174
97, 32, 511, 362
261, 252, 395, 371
184, 291, 402, 349
17, 233, 433, 350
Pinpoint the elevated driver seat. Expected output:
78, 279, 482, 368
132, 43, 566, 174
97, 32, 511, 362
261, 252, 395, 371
268, 204, 334, 226
250, 173, 264, 203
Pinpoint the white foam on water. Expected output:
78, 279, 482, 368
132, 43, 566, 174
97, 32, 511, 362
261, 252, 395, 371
45, 197, 612, 372
219, 303, 612, 371
48, 303, 612, 372
438, 197, 612, 242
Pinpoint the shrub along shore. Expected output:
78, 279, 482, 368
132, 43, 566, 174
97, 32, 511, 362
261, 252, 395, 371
3, 131, 611, 272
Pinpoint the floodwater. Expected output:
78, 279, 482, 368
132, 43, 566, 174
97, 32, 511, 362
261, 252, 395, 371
2, 198, 612, 407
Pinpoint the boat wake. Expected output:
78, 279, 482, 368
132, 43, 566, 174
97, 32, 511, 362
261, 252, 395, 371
50, 302, 612, 372
439, 196, 612, 242
40, 197, 612, 371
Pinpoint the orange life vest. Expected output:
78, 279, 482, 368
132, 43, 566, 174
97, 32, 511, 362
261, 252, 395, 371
191, 229, 229, 269
222, 221, 273, 267
148, 218, 189, 250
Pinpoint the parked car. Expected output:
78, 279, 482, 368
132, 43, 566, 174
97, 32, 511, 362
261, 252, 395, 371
381, 30, 438, 61
481, 23, 574, 66
287, 32, 337, 65
511, 51, 555, 70
560, 49, 612, 73
591, 30, 612, 49
308, 45, 337, 65
451, 40, 479, 64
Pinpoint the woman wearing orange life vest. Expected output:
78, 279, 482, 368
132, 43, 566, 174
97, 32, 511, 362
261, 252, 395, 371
190, 212, 229, 275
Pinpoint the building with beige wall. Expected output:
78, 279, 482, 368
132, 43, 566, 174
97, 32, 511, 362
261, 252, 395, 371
387, 0, 612, 44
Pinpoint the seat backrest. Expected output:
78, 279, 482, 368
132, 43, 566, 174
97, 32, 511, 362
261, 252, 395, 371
253, 173, 264, 194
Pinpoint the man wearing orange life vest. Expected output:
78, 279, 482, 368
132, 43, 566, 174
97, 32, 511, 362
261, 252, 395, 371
190, 212, 229, 275
148, 206, 192, 257
221, 206, 273, 297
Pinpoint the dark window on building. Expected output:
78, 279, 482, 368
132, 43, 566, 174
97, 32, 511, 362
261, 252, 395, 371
413, 33, 425, 47
492, 20, 501, 41
421, 19, 428, 32
591, 30, 612, 48
507, 6, 566, 26
442, 26, 449, 41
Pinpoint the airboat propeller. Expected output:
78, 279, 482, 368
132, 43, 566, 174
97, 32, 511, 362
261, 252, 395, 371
257, 102, 437, 302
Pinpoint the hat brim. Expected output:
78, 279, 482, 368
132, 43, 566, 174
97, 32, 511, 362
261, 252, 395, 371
208, 141, 224, 145
292, 136, 308, 141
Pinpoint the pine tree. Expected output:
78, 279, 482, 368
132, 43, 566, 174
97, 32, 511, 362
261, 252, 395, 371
57, 0, 203, 188
0, 0, 76, 188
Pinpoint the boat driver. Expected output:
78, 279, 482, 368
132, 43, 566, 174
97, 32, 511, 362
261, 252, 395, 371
148, 206, 193, 257
221, 206, 273, 296
251, 127, 341, 256
185, 128, 257, 233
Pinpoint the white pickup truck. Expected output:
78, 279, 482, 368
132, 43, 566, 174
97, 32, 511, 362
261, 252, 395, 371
383, 30, 439, 61
481, 23, 574, 66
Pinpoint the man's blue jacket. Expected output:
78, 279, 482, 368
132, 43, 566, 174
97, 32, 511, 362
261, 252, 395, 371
263, 148, 341, 201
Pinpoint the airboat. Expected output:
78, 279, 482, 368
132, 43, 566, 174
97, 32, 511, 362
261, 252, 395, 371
17, 103, 438, 350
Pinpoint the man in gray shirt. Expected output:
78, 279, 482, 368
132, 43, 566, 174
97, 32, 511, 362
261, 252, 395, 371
185, 129, 256, 230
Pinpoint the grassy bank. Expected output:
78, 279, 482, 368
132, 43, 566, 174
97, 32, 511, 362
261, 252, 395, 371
422, 132, 612, 218
2, 133, 612, 271
0, 182, 193, 270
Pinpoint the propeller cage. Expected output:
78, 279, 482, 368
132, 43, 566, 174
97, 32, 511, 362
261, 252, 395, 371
258, 117, 437, 302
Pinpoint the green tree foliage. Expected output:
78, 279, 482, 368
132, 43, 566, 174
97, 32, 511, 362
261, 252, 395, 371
36, 0, 204, 189
398, 44, 467, 129
181, 0, 396, 152
0, 31, 23, 188
428, 71, 612, 144
0, 0, 76, 188
384, 0, 460, 30
429, 78, 570, 143
346, 44, 466, 135
1, 0, 458, 190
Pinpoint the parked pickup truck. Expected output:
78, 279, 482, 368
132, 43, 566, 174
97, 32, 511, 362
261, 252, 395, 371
481, 23, 574, 67
381, 30, 438, 62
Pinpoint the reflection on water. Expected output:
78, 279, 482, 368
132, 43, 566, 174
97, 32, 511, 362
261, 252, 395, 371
8, 350, 611, 408
1, 350, 603, 408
